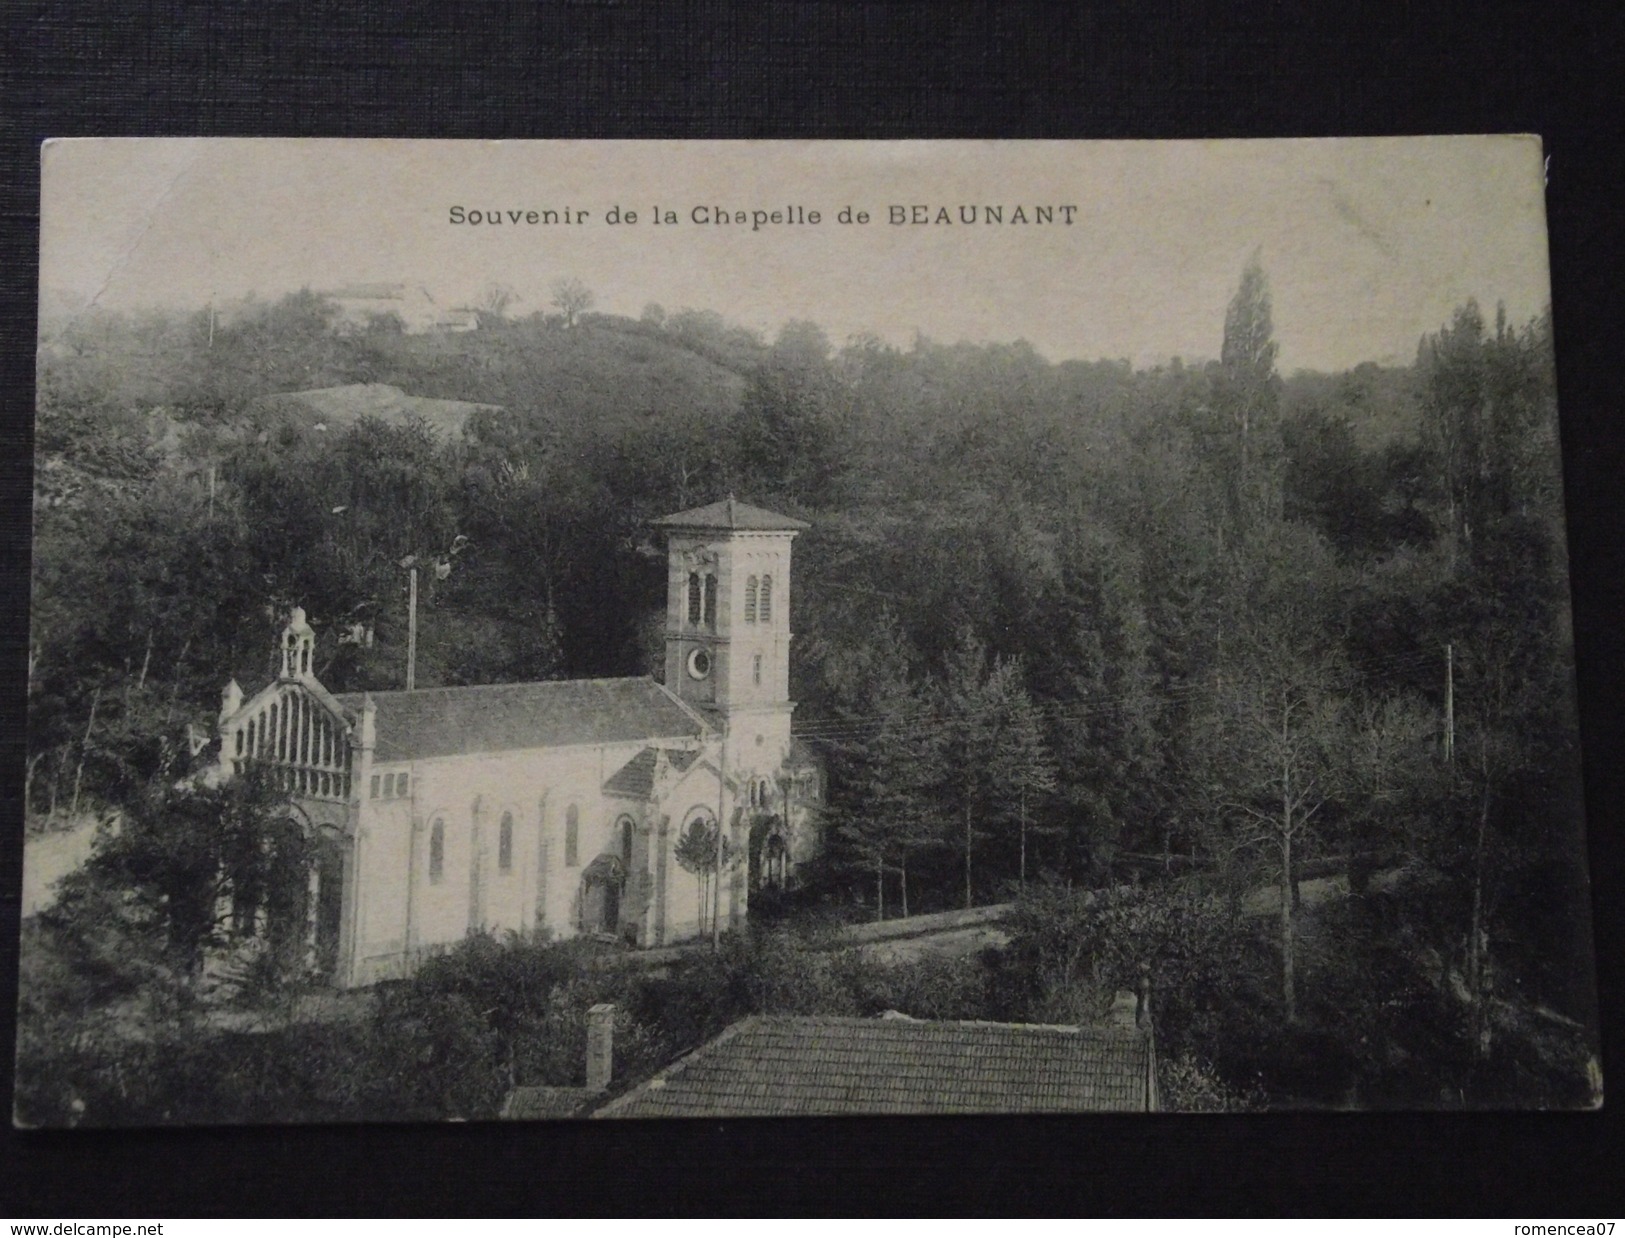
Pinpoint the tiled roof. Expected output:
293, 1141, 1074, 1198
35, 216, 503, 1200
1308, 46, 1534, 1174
594, 1016, 1156, 1118
651, 498, 810, 532
500, 1086, 599, 1120
602, 746, 702, 799
334, 678, 707, 763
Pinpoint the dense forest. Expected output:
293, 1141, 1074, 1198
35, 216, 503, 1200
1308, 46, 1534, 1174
20, 262, 1601, 1117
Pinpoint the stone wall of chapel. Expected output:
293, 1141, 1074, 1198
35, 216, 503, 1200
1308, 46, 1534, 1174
343, 739, 726, 984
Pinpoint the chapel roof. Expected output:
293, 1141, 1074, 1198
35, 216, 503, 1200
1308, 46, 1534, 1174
651, 497, 811, 532
334, 677, 708, 763
593, 1015, 1157, 1118
602, 746, 703, 799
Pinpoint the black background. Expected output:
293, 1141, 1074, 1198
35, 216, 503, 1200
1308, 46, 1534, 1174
1, 0, 1621, 1218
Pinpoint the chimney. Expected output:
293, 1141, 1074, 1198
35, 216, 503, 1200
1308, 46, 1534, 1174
1135, 963, 1154, 1033
1108, 990, 1139, 1030
586, 1003, 616, 1092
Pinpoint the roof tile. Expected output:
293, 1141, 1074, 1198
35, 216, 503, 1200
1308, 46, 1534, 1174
335, 678, 706, 763
652, 498, 810, 532
602, 746, 703, 799
596, 1016, 1155, 1118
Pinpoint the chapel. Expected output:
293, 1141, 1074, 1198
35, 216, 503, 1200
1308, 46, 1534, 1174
211, 498, 823, 987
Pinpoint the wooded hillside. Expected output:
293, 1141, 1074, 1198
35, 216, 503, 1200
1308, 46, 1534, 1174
25, 269, 1599, 1110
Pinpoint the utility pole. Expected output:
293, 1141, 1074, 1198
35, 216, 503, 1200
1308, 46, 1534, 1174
406, 566, 418, 691
713, 717, 726, 949
1444, 642, 1455, 765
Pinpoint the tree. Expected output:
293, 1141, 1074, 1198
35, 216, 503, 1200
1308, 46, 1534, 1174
1001, 883, 1258, 1057
1417, 304, 1587, 1051
228, 414, 460, 690
1193, 633, 1348, 1023
938, 628, 1018, 910
817, 609, 944, 918
1047, 527, 1168, 882
1419, 302, 1561, 571
673, 814, 738, 939
736, 320, 848, 500
985, 659, 1058, 889
50, 766, 315, 977
475, 282, 519, 325
549, 278, 594, 328
830, 686, 944, 919
1214, 252, 1283, 530
1343, 693, 1447, 884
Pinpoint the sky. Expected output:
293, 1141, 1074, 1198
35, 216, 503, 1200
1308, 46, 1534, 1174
39, 137, 1553, 373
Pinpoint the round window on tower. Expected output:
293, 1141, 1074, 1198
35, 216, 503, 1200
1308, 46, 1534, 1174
686, 648, 712, 680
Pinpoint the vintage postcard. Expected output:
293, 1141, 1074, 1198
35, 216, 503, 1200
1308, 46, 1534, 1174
18, 137, 1599, 1124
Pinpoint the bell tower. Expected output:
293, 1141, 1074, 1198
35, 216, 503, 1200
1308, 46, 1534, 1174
654, 497, 809, 772
279, 606, 316, 681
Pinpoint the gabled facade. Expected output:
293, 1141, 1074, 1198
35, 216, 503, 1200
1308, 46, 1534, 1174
211, 500, 823, 987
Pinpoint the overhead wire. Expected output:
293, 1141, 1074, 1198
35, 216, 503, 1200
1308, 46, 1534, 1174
790, 645, 1445, 746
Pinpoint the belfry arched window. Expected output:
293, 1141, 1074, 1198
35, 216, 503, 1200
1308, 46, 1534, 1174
687, 573, 702, 625
498, 812, 514, 872
745, 576, 758, 623
565, 804, 580, 867
702, 573, 717, 628
758, 575, 772, 623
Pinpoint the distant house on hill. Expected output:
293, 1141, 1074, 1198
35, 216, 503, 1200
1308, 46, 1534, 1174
324, 283, 478, 334
590, 1012, 1159, 1117
255, 384, 503, 438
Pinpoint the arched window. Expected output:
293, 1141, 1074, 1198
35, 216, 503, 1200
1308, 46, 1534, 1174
763, 835, 788, 888
702, 573, 717, 627
619, 815, 635, 863
753, 653, 762, 685
760, 780, 771, 808
687, 572, 702, 625
565, 804, 580, 867
759, 574, 772, 623
498, 812, 514, 872
745, 575, 758, 623
429, 818, 446, 884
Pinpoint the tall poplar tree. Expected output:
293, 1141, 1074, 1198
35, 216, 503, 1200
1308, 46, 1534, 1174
1216, 252, 1283, 531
